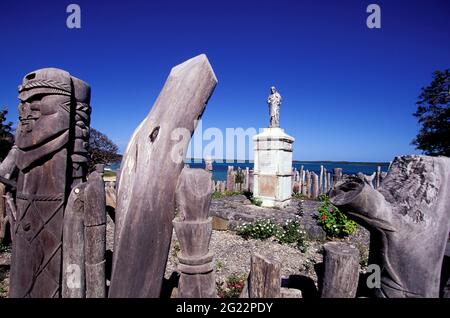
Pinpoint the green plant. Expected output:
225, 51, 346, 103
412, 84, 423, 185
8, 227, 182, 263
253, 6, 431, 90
292, 193, 308, 200
217, 273, 246, 298
237, 218, 308, 252
317, 196, 357, 237
212, 191, 241, 199
234, 169, 244, 184
355, 241, 369, 267
171, 240, 181, 259
215, 259, 225, 272
275, 220, 308, 252
250, 197, 262, 206
237, 219, 277, 240
0, 242, 11, 253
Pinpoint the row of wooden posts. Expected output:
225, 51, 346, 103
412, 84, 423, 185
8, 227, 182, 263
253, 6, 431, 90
211, 165, 386, 198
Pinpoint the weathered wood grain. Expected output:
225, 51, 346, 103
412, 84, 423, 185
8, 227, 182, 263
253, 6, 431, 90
109, 54, 217, 297
248, 253, 281, 298
320, 242, 359, 298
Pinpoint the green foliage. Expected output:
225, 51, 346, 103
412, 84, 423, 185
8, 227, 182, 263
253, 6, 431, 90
355, 241, 369, 267
0, 242, 11, 253
412, 69, 450, 156
234, 169, 244, 184
212, 191, 241, 199
274, 219, 308, 252
103, 170, 117, 178
237, 218, 308, 252
217, 273, 246, 298
250, 197, 262, 206
88, 128, 122, 172
0, 107, 14, 161
292, 193, 308, 200
317, 196, 357, 237
237, 219, 277, 240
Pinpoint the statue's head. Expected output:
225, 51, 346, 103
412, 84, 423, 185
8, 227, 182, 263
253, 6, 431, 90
17, 68, 73, 149
16, 68, 91, 173
270, 86, 277, 94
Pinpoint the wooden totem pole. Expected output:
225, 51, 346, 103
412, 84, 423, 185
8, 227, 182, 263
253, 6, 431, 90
3, 68, 91, 298
330, 155, 450, 297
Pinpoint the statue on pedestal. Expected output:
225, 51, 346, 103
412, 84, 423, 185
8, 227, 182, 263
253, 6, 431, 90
267, 86, 281, 128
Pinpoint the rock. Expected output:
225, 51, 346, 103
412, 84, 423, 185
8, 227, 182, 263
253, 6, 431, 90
212, 216, 229, 231
280, 287, 302, 298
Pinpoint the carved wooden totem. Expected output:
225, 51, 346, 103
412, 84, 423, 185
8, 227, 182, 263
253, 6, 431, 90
8, 68, 91, 298
330, 155, 450, 297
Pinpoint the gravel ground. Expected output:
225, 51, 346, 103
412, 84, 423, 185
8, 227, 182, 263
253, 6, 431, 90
0, 196, 370, 298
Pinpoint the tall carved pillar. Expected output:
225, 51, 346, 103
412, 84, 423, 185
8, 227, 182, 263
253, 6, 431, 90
9, 68, 90, 298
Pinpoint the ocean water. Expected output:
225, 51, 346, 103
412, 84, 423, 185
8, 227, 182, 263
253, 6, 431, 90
108, 160, 389, 181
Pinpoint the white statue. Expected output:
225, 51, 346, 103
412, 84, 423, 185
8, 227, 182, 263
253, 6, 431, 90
267, 86, 281, 128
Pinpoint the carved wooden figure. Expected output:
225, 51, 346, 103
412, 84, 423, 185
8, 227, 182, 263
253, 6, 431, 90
62, 164, 107, 298
109, 54, 217, 297
330, 155, 450, 298
6, 68, 90, 298
173, 168, 216, 298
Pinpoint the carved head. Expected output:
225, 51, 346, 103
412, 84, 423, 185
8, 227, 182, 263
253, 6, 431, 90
16, 68, 73, 149
270, 86, 277, 94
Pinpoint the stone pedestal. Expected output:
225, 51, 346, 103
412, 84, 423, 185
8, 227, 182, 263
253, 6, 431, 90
253, 128, 294, 208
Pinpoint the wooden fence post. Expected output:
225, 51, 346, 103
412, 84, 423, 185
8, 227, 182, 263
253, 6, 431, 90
321, 242, 360, 298
248, 253, 281, 298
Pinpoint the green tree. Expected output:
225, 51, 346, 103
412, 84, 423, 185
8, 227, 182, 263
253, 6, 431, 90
412, 69, 450, 156
88, 128, 121, 171
0, 107, 14, 161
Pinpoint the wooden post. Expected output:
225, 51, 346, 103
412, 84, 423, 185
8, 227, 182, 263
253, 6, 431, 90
306, 171, 311, 198
319, 165, 324, 195
63, 164, 106, 298
174, 168, 216, 298
248, 253, 281, 298
311, 172, 319, 199
321, 242, 359, 298
226, 166, 234, 192
109, 54, 217, 298
298, 165, 304, 191
244, 167, 250, 191
323, 167, 328, 194
333, 168, 343, 186
327, 172, 331, 192
249, 170, 254, 193
84, 164, 107, 298
301, 170, 307, 196
376, 166, 381, 189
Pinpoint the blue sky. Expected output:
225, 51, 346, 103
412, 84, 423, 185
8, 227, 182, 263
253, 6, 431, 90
1, 0, 449, 162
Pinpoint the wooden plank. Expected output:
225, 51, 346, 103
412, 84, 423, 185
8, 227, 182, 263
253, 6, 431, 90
109, 54, 217, 298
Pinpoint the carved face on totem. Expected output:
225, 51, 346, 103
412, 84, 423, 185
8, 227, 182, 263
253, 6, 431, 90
16, 68, 73, 150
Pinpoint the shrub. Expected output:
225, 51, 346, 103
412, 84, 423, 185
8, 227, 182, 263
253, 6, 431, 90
237, 218, 308, 252
212, 191, 241, 199
217, 273, 246, 298
237, 219, 277, 240
275, 220, 308, 252
317, 196, 357, 237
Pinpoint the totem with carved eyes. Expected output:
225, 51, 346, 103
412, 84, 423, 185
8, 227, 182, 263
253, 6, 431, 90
5, 68, 91, 298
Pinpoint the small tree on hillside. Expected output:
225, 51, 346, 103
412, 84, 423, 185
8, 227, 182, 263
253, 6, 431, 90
0, 107, 14, 161
412, 69, 450, 156
88, 128, 121, 171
